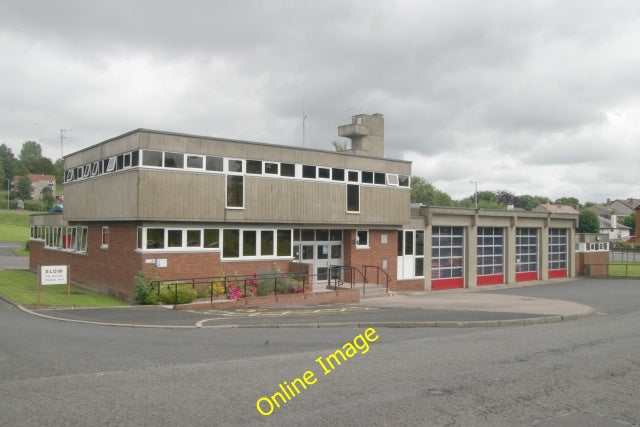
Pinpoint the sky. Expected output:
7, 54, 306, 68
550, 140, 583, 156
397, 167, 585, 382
1, 0, 639, 203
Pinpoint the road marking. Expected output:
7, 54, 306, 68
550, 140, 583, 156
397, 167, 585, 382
196, 318, 227, 327
188, 305, 378, 318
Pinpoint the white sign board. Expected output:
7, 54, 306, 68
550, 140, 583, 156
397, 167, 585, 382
41, 265, 68, 285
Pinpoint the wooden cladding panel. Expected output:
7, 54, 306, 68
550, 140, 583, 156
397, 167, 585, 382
64, 172, 139, 221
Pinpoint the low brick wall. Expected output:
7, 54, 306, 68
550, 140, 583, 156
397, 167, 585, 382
392, 279, 425, 292
174, 288, 360, 310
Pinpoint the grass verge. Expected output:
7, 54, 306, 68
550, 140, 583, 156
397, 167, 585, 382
0, 270, 128, 307
608, 262, 640, 278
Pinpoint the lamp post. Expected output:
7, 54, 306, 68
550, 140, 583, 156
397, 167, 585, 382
6, 178, 9, 210
470, 181, 478, 209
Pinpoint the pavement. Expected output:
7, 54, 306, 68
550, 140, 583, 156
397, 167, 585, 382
15, 279, 596, 329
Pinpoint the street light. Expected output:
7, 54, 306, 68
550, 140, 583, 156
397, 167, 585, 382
470, 181, 478, 209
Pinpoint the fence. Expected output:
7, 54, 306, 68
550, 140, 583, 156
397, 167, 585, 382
610, 249, 640, 263
150, 272, 314, 305
584, 263, 640, 278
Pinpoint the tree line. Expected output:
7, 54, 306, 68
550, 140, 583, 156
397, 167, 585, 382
0, 141, 63, 209
410, 176, 636, 235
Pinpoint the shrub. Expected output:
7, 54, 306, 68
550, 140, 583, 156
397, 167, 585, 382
156, 283, 197, 305
133, 272, 152, 305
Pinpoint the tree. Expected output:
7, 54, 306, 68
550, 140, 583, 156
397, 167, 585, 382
555, 197, 580, 209
577, 210, 600, 233
515, 194, 551, 211
15, 176, 33, 200
41, 186, 55, 211
410, 176, 454, 206
622, 213, 636, 236
19, 140, 43, 173
54, 158, 64, 185
495, 190, 516, 206
0, 144, 17, 183
458, 191, 503, 209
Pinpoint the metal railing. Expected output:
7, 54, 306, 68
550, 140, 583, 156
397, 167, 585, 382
363, 265, 390, 295
328, 265, 390, 295
150, 272, 314, 306
609, 249, 640, 263
584, 263, 640, 278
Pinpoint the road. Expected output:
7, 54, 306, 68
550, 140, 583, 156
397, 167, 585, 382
1, 279, 639, 426
0, 241, 28, 270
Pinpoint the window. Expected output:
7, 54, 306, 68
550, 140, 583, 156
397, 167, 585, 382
226, 175, 244, 208
399, 175, 410, 187
548, 228, 568, 270
387, 174, 399, 186
164, 152, 184, 168
65, 170, 74, 182
332, 168, 345, 181
223, 229, 240, 258
186, 155, 204, 169
101, 226, 109, 248
361, 171, 373, 184
246, 160, 262, 175
106, 157, 117, 172
206, 156, 223, 172
374, 172, 385, 185
516, 228, 538, 273
261, 230, 274, 256
302, 165, 316, 179
123, 152, 132, 168
187, 230, 201, 247
431, 227, 464, 280
348, 171, 359, 182
167, 229, 183, 248
356, 230, 369, 247
131, 150, 139, 166
142, 150, 163, 167
477, 227, 503, 276
318, 167, 330, 179
147, 228, 165, 249
277, 229, 292, 256
227, 159, 243, 173
347, 184, 360, 212
83, 164, 91, 177
265, 162, 279, 175
280, 163, 295, 177
91, 162, 100, 176
243, 230, 257, 256
203, 229, 219, 248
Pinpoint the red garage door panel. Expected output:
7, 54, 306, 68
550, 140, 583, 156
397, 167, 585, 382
432, 278, 464, 290
548, 269, 567, 279
477, 274, 504, 286
516, 271, 538, 282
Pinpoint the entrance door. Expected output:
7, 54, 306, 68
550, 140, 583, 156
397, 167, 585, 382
295, 229, 343, 283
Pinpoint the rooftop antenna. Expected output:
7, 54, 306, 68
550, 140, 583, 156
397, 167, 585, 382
302, 99, 307, 147
60, 129, 71, 158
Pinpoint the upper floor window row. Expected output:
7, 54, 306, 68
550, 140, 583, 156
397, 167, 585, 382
64, 149, 410, 188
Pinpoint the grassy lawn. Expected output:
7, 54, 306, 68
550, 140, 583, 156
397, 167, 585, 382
0, 209, 31, 243
608, 262, 640, 278
0, 270, 128, 308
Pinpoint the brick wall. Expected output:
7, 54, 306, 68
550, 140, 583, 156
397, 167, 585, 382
393, 279, 425, 292
30, 226, 142, 300
575, 252, 609, 276
343, 229, 397, 287
175, 287, 360, 310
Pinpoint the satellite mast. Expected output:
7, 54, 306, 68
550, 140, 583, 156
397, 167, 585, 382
60, 129, 71, 158
302, 99, 307, 147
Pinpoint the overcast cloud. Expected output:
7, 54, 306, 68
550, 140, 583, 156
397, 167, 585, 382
1, 0, 639, 203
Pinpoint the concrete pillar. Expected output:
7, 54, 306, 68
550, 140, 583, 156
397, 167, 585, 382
540, 218, 549, 281
466, 215, 478, 288
506, 217, 517, 284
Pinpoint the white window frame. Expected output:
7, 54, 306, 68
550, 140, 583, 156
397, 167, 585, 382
356, 230, 369, 248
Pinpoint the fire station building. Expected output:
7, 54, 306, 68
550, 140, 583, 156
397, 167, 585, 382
29, 114, 578, 300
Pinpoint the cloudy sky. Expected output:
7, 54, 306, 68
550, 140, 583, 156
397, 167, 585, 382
1, 0, 639, 203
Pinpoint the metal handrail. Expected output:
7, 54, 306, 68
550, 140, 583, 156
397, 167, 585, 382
149, 271, 315, 306
363, 265, 390, 294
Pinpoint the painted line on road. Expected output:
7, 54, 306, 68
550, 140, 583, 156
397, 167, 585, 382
195, 318, 227, 327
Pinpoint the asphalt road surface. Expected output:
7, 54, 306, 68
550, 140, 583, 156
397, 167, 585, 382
1, 279, 639, 426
